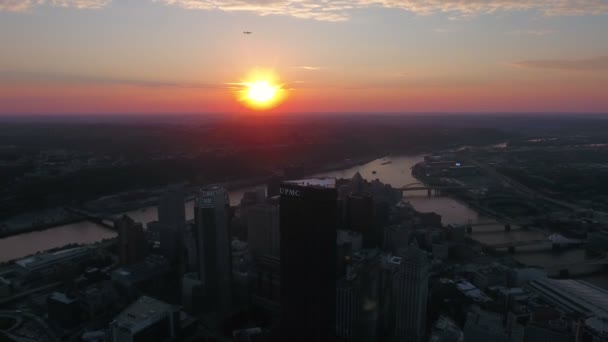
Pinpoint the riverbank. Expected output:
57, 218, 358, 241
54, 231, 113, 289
0, 216, 84, 239
0, 154, 381, 240
0, 208, 85, 239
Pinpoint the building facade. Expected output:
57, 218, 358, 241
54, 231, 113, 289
247, 203, 280, 258
115, 216, 147, 266
279, 179, 338, 341
194, 186, 233, 314
392, 244, 430, 342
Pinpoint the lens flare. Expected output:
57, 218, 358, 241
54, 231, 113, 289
234, 70, 287, 110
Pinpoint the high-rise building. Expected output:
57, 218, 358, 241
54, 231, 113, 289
194, 186, 232, 314
183, 224, 198, 273
336, 230, 363, 277
158, 223, 180, 262
351, 172, 365, 193
279, 178, 338, 341
115, 216, 147, 266
157, 189, 186, 268
181, 272, 204, 314
337, 277, 360, 340
337, 249, 382, 342
153, 189, 187, 277
158, 189, 186, 231
240, 187, 266, 207
247, 203, 280, 258
374, 199, 391, 246
391, 244, 429, 342
347, 193, 375, 247
250, 254, 281, 314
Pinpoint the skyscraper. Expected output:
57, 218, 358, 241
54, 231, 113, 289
158, 189, 186, 231
347, 193, 375, 248
157, 189, 186, 264
279, 178, 338, 341
336, 277, 360, 340
194, 186, 232, 314
336, 249, 382, 342
392, 243, 429, 342
115, 215, 147, 266
247, 203, 280, 258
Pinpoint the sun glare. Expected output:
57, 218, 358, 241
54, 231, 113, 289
247, 80, 278, 104
235, 70, 287, 111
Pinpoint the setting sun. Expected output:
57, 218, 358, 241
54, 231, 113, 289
246, 80, 278, 104
235, 70, 287, 111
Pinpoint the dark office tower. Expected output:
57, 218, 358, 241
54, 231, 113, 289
194, 186, 232, 314
240, 188, 266, 207
115, 216, 147, 266
337, 184, 352, 229
374, 199, 391, 249
279, 178, 338, 342
351, 172, 365, 193
158, 190, 186, 265
158, 189, 186, 231
392, 244, 429, 342
247, 203, 280, 258
347, 193, 375, 248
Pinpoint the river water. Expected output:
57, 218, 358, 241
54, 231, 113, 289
0, 185, 263, 263
1, 154, 604, 288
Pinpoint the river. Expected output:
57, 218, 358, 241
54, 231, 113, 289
1, 154, 605, 288
0, 185, 264, 263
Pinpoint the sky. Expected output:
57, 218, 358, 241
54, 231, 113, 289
1, 0, 608, 114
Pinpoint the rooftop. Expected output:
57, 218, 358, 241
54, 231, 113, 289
112, 255, 170, 284
585, 316, 608, 335
15, 247, 90, 270
455, 280, 493, 303
113, 296, 176, 333
199, 185, 226, 194
283, 178, 336, 188
337, 230, 362, 245
351, 248, 380, 262
49, 291, 77, 304
529, 279, 608, 317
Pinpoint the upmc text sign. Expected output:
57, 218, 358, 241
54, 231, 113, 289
280, 187, 303, 198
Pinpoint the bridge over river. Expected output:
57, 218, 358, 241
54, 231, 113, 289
398, 182, 473, 196
64, 207, 117, 229
482, 233, 585, 253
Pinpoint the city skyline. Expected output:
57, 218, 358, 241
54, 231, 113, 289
2, 0, 608, 114
2, 2, 608, 338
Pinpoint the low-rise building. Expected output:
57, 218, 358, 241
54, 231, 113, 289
111, 255, 170, 298
110, 296, 180, 342
15, 247, 91, 272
